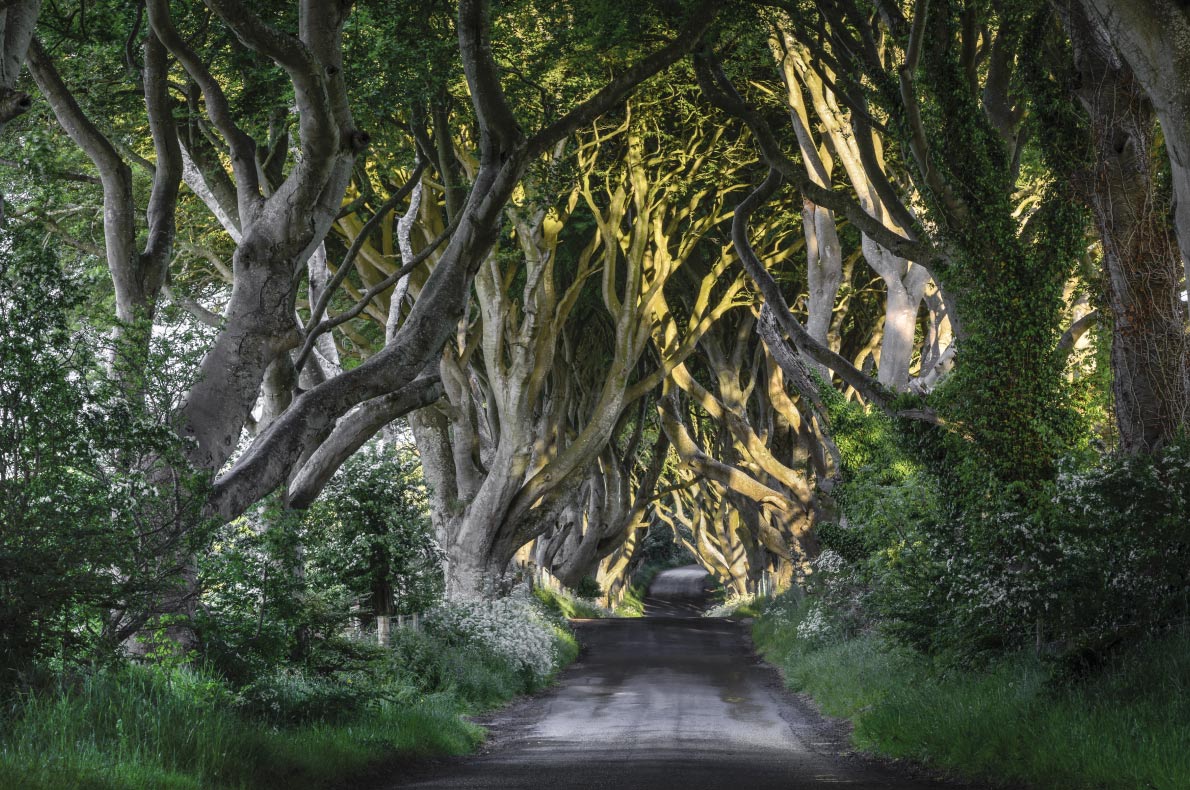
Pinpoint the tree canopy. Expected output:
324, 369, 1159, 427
0, 0, 1187, 685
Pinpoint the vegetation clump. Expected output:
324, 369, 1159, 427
0, 590, 578, 790
754, 594, 1190, 790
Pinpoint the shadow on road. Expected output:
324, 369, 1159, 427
386, 565, 988, 790
641, 564, 714, 618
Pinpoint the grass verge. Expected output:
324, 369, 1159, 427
753, 595, 1190, 790
0, 672, 480, 790
532, 586, 613, 619
1, 607, 578, 789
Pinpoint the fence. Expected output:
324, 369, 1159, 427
756, 570, 776, 600
524, 562, 564, 594
375, 612, 422, 647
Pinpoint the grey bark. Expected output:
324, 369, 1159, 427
1068, 3, 1190, 452
1082, 0, 1190, 292
206, 0, 719, 525
27, 34, 180, 335
0, 0, 38, 157
286, 374, 445, 509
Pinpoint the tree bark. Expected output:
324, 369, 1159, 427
206, 0, 720, 524
0, 0, 39, 162
1068, 3, 1190, 452
1082, 0, 1190, 292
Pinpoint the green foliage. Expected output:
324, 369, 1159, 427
0, 594, 579, 789
815, 388, 1190, 662
572, 576, 603, 600
198, 443, 442, 680
864, 1, 1085, 492
197, 507, 327, 682
872, 443, 1190, 662
306, 443, 444, 618
0, 662, 481, 790
755, 594, 1190, 790
0, 231, 206, 679
532, 585, 610, 619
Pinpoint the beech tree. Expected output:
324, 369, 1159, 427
769, 27, 949, 392
699, 1, 1090, 493
409, 107, 748, 596
1062, 2, 1190, 453
11, 0, 721, 636
204, 0, 719, 526
0, 0, 39, 206
1079, 0, 1190, 293
4, 0, 1185, 673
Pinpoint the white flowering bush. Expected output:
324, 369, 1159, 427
848, 443, 1190, 663
794, 602, 837, 644
752, 590, 843, 660
759, 592, 801, 630
424, 588, 563, 681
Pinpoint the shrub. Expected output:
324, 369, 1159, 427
0, 230, 207, 679
424, 589, 562, 682
573, 576, 603, 599
813, 386, 1190, 664
0, 592, 581, 789
198, 443, 443, 680
305, 443, 443, 619
863, 446, 1190, 663
754, 594, 1190, 790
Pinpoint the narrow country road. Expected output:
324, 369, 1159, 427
388, 566, 970, 790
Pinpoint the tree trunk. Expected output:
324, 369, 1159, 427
1069, 3, 1190, 452
1082, 0, 1190, 292
804, 200, 844, 382
880, 275, 922, 391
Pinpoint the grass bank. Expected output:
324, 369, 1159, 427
532, 586, 613, 619
0, 599, 578, 790
0, 670, 480, 790
754, 595, 1190, 789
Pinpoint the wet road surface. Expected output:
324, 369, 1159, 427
387, 566, 969, 790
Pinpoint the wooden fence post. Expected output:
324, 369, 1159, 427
377, 615, 391, 647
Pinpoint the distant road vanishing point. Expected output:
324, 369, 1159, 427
387, 566, 976, 790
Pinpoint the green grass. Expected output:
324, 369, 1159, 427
731, 599, 763, 618
754, 596, 1190, 789
1, 619, 579, 789
0, 666, 482, 790
532, 586, 612, 619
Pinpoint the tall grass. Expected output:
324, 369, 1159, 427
0, 664, 481, 790
754, 597, 1190, 789
1, 609, 578, 789
532, 586, 613, 619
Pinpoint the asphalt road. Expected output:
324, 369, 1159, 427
386, 566, 969, 790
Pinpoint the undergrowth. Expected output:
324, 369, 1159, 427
0, 593, 577, 790
532, 586, 613, 619
754, 593, 1190, 790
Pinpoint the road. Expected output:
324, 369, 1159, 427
388, 566, 970, 790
